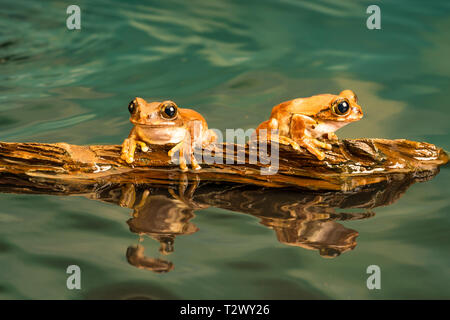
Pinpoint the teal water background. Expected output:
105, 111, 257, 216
0, 0, 449, 299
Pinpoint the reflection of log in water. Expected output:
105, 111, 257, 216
0, 170, 442, 271
0, 139, 447, 272
104, 171, 440, 268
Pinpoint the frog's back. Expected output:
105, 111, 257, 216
179, 108, 208, 129
270, 94, 336, 118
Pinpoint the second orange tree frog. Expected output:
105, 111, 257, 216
255, 90, 363, 160
121, 97, 216, 171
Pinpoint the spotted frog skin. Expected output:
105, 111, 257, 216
121, 97, 216, 171
255, 90, 363, 160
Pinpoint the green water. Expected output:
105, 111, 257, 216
0, 0, 449, 299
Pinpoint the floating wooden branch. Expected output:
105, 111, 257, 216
0, 139, 447, 269
0, 138, 447, 192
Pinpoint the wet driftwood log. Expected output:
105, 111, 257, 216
0, 139, 447, 192
0, 139, 447, 270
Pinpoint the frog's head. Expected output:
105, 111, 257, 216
316, 90, 363, 123
127, 97, 183, 127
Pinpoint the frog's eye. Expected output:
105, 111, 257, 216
160, 102, 178, 120
332, 99, 350, 116
128, 100, 136, 114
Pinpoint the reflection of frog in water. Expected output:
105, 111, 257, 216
193, 188, 373, 258
121, 98, 216, 171
260, 217, 359, 258
117, 176, 377, 272
270, 196, 373, 257
255, 90, 363, 160
120, 179, 204, 273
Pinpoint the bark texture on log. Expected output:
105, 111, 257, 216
0, 139, 447, 192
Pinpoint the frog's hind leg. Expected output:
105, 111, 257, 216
254, 118, 297, 150
290, 114, 328, 160
203, 129, 217, 146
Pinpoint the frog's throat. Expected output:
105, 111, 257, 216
135, 125, 187, 145
310, 121, 349, 138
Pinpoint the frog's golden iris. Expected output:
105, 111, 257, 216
332, 98, 350, 116
160, 102, 178, 120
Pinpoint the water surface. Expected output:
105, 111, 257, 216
0, 0, 449, 299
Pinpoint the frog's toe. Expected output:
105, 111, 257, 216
311, 138, 332, 150
290, 141, 301, 151
190, 155, 202, 171
121, 152, 134, 164
315, 152, 326, 161
323, 142, 332, 150
191, 163, 202, 171
137, 142, 148, 152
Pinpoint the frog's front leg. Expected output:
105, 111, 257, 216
121, 137, 138, 164
121, 128, 149, 164
168, 141, 185, 171
325, 132, 338, 141
168, 140, 200, 172
168, 127, 207, 171
121, 139, 148, 163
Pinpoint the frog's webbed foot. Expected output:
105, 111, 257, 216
298, 137, 332, 160
278, 135, 331, 160
121, 138, 137, 164
168, 141, 201, 172
278, 136, 301, 151
310, 138, 332, 151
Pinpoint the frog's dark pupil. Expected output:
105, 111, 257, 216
164, 105, 176, 118
128, 101, 135, 114
337, 101, 349, 114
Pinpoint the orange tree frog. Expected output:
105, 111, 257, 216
255, 90, 363, 160
121, 97, 216, 171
